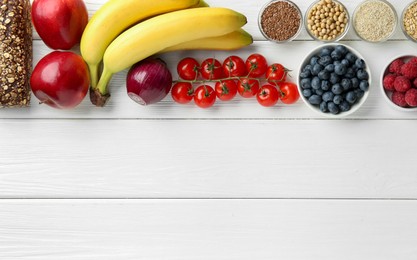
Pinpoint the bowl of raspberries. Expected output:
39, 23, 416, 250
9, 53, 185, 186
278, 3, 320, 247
382, 55, 417, 110
298, 44, 371, 117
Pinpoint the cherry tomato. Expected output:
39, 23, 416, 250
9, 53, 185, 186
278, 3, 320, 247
215, 80, 238, 101
222, 55, 247, 77
277, 82, 300, 104
245, 53, 268, 78
200, 58, 224, 80
266, 63, 288, 83
171, 82, 194, 104
256, 85, 280, 107
194, 85, 216, 108
177, 57, 200, 80
237, 78, 260, 98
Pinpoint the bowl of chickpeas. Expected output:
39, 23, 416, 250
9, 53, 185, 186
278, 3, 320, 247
305, 0, 350, 42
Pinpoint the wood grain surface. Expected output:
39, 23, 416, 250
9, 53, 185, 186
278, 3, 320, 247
1, 0, 417, 259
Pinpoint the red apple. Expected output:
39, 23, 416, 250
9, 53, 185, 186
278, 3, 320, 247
32, 0, 88, 50
30, 51, 90, 109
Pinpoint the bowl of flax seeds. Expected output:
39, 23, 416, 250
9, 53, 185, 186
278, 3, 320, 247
258, 0, 303, 43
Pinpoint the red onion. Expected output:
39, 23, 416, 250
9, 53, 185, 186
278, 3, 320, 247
126, 58, 173, 105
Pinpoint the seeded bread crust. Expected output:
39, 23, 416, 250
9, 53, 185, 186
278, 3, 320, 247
0, 0, 32, 108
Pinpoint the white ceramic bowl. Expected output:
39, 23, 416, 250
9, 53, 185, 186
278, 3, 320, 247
297, 43, 371, 118
380, 55, 417, 111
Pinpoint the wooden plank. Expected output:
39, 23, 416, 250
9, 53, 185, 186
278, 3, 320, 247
1, 199, 416, 259
1, 119, 417, 199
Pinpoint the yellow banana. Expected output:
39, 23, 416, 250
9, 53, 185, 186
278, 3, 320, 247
196, 0, 210, 7
93, 7, 247, 105
80, 0, 199, 88
162, 29, 253, 53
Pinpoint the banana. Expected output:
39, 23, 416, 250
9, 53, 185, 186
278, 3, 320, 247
196, 0, 210, 7
161, 29, 253, 53
92, 7, 247, 106
80, 0, 199, 88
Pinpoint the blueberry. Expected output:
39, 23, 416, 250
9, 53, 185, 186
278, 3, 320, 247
335, 64, 347, 75
319, 56, 332, 66
331, 50, 343, 61
354, 89, 365, 99
345, 52, 357, 64
339, 101, 351, 112
315, 88, 324, 96
351, 65, 359, 72
355, 59, 366, 69
345, 68, 355, 78
318, 70, 330, 80
328, 101, 340, 114
302, 89, 313, 98
333, 95, 343, 105
351, 78, 359, 88
330, 73, 340, 84
332, 83, 344, 95
325, 64, 335, 72
308, 94, 322, 105
341, 59, 350, 67
320, 47, 334, 57
301, 78, 312, 89
322, 91, 335, 102
304, 64, 312, 72
346, 91, 357, 104
359, 80, 369, 91
311, 77, 321, 90
310, 56, 319, 66
321, 80, 331, 91
341, 78, 352, 91
357, 69, 369, 80
300, 70, 311, 78
312, 64, 324, 75
336, 45, 348, 55
333, 60, 342, 67
320, 101, 328, 113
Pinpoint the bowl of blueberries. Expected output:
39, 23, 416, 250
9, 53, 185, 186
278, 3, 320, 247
298, 44, 371, 117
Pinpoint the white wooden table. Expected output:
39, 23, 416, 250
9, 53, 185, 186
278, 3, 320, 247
1, 0, 417, 259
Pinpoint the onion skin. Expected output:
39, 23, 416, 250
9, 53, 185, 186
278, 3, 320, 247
126, 58, 173, 105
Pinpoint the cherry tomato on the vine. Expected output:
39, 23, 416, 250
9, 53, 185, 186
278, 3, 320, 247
237, 78, 260, 98
276, 82, 300, 104
256, 85, 280, 107
215, 80, 238, 101
222, 55, 247, 77
246, 53, 268, 78
177, 57, 200, 80
171, 82, 194, 104
194, 85, 216, 108
200, 58, 224, 80
266, 63, 288, 83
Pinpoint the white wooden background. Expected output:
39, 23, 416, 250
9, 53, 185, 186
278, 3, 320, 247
1, 0, 417, 259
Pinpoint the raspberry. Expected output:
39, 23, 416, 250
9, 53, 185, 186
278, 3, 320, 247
383, 74, 396, 91
389, 58, 404, 75
391, 91, 408, 107
401, 62, 417, 79
409, 56, 417, 65
405, 88, 417, 107
394, 76, 412, 92
414, 78, 417, 88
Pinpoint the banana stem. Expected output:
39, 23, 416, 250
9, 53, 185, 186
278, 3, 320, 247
89, 67, 113, 107
97, 67, 113, 95
88, 63, 100, 89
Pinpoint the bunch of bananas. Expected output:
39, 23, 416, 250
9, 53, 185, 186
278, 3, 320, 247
80, 0, 252, 106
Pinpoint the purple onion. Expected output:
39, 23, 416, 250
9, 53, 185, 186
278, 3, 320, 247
126, 58, 173, 105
